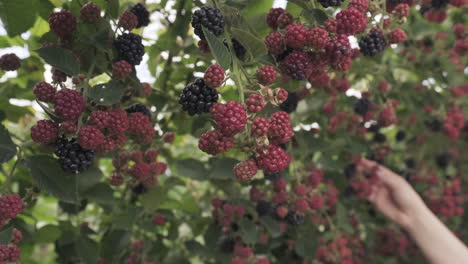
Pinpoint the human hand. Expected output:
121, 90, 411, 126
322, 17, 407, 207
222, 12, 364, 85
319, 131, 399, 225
361, 159, 428, 229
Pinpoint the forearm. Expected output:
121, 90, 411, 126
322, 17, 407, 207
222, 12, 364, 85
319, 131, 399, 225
405, 205, 468, 264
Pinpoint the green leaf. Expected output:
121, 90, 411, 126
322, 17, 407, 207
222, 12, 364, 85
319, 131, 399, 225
230, 27, 267, 60
239, 218, 259, 243
36, 46, 80, 76
77, 167, 103, 193
259, 216, 282, 237
112, 207, 139, 230
24, 155, 78, 203
76, 237, 99, 264
0, 226, 13, 244
140, 186, 168, 212
295, 232, 318, 257
106, 0, 119, 19
241, 0, 274, 18
202, 27, 232, 70
0, 124, 16, 164
82, 183, 115, 210
0, 0, 38, 37
35, 224, 62, 243
208, 158, 238, 179
88, 81, 127, 105
100, 229, 130, 263
176, 158, 207, 180
336, 203, 353, 233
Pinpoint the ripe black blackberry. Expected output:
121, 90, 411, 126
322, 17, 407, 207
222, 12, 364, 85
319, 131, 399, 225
179, 78, 219, 115
114, 33, 145, 65
353, 98, 371, 116
431, 0, 448, 8
224, 38, 246, 60
256, 200, 274, 216
424, 119, 442, 132
275, 46, 293, 62
130, 3, 150, 28
373, 132, 387, 143
405, 158, 416, 169
344, 163, 356, 178
191, 6, 224, 40
279, 92, 299, 113
265, 172, 282, 181
435, 152, 452, 168
396, 130, 406, 141
317, 0, 345, 7
286, 211, 304, 226
125, 103, 151, 118
368, 123, 381, 133
218, 237, 235, 253
359, 31, 387, 57
55, 137, 94, 174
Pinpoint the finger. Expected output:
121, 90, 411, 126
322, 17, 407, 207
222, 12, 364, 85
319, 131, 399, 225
360, 159, 377, 169
375, 165, 406, 191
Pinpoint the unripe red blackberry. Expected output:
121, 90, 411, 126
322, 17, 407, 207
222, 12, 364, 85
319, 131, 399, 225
336, 8, 367, 36
198, 130, 234, 155
204, 64, 225, 88
324, 19, 337, 33
325, 34, 351, 65
266, 8, 285, 30
128, 112, 155, 145
118, 11, 138, 31
252, 117, 270, 136
153, 214, 167, 226
280, 51, 313, 80
0, 194, 23, 219
11, 228, 23, 243
277, 12, 293, 29
198, 40, 210, 53
95, 137, 116, 155
268, 111, 293, 144
108, 109, 130, 133
51, 68, 68, 83
33, 81, 56, 103
295, 199, 310, 213
285, 23, 308, 50
162, 132, 175, 143
144, 148, 158, 162
109, 173, 124, 186
256, 144, 291, 174
246, 94, 265, 113
349, 0, 369, 13
0, 53, 21, 71
233, 159, 258, 181
309, 195, 324, 209
264, 32, 285, 55
393, 3, 410, 17
388, 28, 407, 44
54, 89, 85, 121
89, 111, 111, 130
131, 162, 151, 181
257, 65, 277, 85
7, 245, 20, 262
113, 60, 133, 79
49, 10, 77, 38
306, 27, 329, 50
60, 121, 77, 134
31, 119, 59, 145
78, 125, 105, 150
130, 3, 150, 28
150, 162, 167, 175
80, 2, 101, 23
275, 88, 289, 103
191, 6, 224, 40
211, 100, 248, 136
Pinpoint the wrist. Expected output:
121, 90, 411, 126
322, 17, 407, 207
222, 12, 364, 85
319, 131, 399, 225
403, 201, 436, 233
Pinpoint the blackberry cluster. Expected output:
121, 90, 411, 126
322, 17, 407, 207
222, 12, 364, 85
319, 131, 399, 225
130, 3, 150, 28
256, 200, 274, 216
279, 92, 299, 113
191, 6, 224, 40
125, 103, 151, 118
55, 137, 94, 173
359, 31, 387, 56
354, 98, 371, 115
114, 33, 145, 65
179, 78, 219, 115
286, 211, 305, 226
318, 0, 345, 8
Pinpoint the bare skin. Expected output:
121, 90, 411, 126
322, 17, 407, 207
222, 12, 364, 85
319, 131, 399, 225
361, 159, 468, 264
